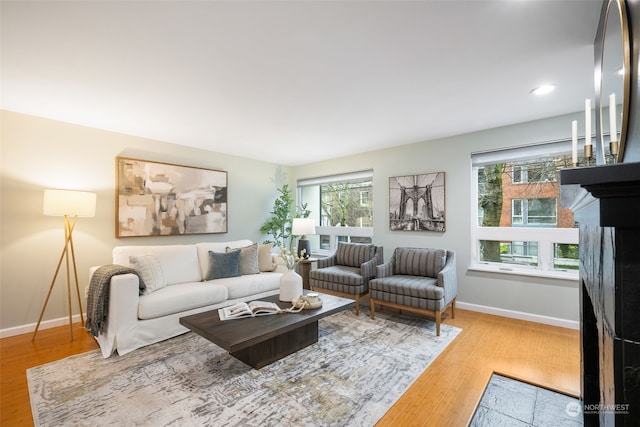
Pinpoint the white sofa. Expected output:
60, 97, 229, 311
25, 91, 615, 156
90, 239, 285, 358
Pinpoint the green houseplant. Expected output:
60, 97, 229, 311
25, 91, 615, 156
260, 184, 310, 249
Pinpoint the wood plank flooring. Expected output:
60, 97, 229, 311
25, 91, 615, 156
0, 309, 579, 427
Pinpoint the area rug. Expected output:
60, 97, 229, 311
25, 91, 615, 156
469, 373, 583, 426
28, 308, 460, 427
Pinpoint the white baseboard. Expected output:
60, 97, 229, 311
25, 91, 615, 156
0, 314, 85, 339
457, 301, 579, 330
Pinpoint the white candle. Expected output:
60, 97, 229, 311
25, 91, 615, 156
609, 93, 617, 141
572, 120, 578, 164
585, 98, 592, 146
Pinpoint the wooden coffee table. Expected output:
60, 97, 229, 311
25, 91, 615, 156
179, 292, 354, 369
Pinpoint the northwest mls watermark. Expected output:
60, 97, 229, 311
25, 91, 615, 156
565, 401, 631, 417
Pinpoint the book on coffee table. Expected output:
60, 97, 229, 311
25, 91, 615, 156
218, 301, 282, 321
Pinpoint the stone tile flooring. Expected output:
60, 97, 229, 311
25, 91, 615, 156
470, 373, 583, 426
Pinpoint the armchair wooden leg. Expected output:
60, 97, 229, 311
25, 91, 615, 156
370, 299, 376, 319
435, 311, 441, 336
451, 298, 456, 319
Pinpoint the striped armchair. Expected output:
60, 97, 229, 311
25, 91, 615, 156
369, 247, 457, 335
309, 242, 383, 315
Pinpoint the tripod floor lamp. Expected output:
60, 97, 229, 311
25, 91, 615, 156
33, 189, 96, 341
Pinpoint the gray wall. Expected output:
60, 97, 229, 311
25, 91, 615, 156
1, 109, 581, 334
0, 110, 293, 331
293, 111, 583, 324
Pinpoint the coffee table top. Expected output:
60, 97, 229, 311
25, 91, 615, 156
179, 292, 354, 353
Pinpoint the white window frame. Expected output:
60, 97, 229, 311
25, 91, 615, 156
297, 170, 374, 257
470, 141, 579, 281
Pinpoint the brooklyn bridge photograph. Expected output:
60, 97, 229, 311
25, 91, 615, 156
389, 172, 445, 232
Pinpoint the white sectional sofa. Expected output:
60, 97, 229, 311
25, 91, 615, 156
90, 239, 285, 357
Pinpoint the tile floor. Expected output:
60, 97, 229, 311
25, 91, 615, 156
470, 374, 583, 426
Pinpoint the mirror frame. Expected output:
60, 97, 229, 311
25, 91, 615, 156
598, 0, 631, 163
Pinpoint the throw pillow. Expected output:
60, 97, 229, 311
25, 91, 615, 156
226, 243, 260, 275
205, 250, 241, 280
129, 254, 166, 294
258, 243, 277, 272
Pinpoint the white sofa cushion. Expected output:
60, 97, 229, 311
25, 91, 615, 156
113, 244, 201, 285
138, 282, 229, 320
195, 240, 253, 279
209, 271, 282, 300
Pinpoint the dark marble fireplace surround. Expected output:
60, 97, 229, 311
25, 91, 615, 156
561, 163, 640, 426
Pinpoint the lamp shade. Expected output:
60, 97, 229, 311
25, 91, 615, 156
43, 189, 97, 217
291, 218, 316, 236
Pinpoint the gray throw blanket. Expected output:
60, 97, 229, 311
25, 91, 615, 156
86, 264, 146, 337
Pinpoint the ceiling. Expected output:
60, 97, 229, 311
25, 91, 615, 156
1, 1, 603, 166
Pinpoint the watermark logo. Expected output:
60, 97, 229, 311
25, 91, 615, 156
565, 401, 582, 417
583, 403, 630, 415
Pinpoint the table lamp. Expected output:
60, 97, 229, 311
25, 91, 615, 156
33, 189, 97, 341
291, 218, 315, 259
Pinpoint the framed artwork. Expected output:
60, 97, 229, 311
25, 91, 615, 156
389, 172, 445, 232
116, 157, 227, 237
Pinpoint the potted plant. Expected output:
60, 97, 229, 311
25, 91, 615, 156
260, 184, 310, 250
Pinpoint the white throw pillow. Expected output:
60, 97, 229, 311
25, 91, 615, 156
129, 254, 166, 294
258, 243, 276, 272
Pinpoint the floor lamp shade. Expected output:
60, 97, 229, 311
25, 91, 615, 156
292, 218, 316, 258
43, 189, 96, 217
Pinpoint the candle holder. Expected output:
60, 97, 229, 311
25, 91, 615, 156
584, 144, 593, 166
610, 140, 619, 164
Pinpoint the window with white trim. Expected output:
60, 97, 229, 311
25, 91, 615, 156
297, 170, 374, 256
471, 141, 580, 279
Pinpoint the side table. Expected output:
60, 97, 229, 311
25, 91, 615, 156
298, 258, 318, 290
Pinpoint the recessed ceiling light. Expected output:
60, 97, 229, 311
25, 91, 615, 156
530, 84, 556, 95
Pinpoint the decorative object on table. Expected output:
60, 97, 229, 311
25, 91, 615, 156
278, 248, 303, 302
33, 189, 97, 341
388, 172, 445, 232
27, 308, 461, 427
116, 157, 227, 237
291, 293, 323, 310
259, 183, 310, 248
218, 300, 282, 320
291, 217, 315, 259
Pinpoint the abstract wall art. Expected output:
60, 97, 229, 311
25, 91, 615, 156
116, 157, 228, 237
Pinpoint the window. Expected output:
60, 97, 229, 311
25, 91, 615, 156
511, 198, 557, 226
360, 191, 369, 207
298, 170, 374, 255
471, 141, 580, 279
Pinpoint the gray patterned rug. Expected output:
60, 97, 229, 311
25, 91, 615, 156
28, 308, 460, 427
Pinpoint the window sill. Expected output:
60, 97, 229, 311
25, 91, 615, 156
468, 263, 578, 282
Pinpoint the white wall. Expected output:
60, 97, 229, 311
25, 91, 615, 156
292, 111, 583, 325
0, 111, 292, 332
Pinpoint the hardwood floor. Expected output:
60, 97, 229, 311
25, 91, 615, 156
0, 309, 579, 427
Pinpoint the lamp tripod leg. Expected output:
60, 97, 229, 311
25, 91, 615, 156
67, 219, 85, 327
32, 215, 81, 341
32, 237, 70, 341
